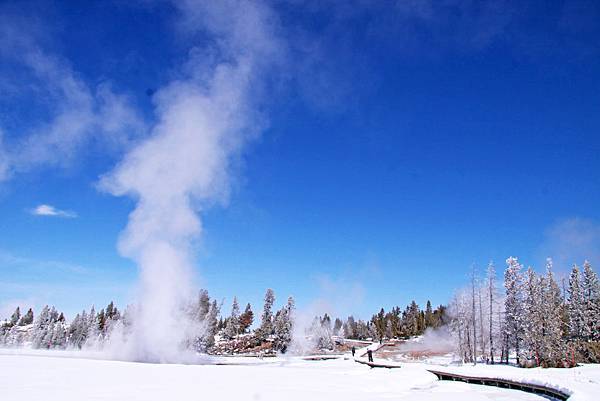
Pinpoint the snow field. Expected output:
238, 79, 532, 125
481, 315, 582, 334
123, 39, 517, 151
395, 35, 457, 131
0, 350, 562, 401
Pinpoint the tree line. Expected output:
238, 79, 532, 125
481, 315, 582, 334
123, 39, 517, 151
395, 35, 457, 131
0, 302, 121, 349
450, 258, 600, 367
309, 299, 447, 348
0, 289, 296, 354
210, 288, 295, 352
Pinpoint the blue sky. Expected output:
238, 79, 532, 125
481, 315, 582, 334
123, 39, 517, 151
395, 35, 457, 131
1, 0, 600, 319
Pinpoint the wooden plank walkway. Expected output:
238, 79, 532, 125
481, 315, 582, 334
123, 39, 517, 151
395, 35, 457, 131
302, 355, 343, 361
427, 369, 570, 400
351, 341, 405, 368
354, 358, 401, 369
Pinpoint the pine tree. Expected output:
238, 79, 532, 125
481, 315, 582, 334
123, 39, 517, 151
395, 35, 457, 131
257, 288, 275, 341
433, 304, 448, 327
52, 321, 67, 349
274, 297, 294, 352
86, 306, 99, 346
5, 325, 21, 347
355, 319, 368, 340
9, 307, 20, 326
73, 309, 90, 348
239, 303, 254, 333
372, 308, 386, 341
504, 256, 524, 364
19, 308, 34, 326
98, 309, 106, 333
333, 318, 343, 336
543, 258, 564, 365
102, 302, 120, 337
32, 305, 50, 348
67, 313, 80, 347
344, 316, 357, 339
311, 313, 333, 350
225, 297, 240, 339
42, 321, 55, 348
582, 261, 600, 340
202, 300, 219, 350
389, 307, 401, 336
523, 267, 543, 365
425, 301, 433, 328
404, 301, 420, 337
105, 301, 118, 320
567, 264, 585, 339
321, 314, 331, 331
49, 307, 58, 322
383, 318, 392, 338
197, 290, 210, 322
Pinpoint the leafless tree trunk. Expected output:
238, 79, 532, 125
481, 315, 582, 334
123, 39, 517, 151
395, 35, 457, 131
478, 285, 486, 359
465, 323, 472, 362
488, 263, 495, 364
471, 266, 477, 365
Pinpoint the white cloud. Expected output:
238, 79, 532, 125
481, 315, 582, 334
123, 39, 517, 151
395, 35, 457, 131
312, 274, 367, 317
30, 204, 77, 218
538, 217, 600, 272
0, 10, 146, 182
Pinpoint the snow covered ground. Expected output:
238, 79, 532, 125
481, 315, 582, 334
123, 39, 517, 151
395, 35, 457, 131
436, 363, 600, 401
2, 348, 592, 401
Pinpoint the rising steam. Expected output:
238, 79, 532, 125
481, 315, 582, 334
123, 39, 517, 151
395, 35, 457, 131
99, 0, 281, 362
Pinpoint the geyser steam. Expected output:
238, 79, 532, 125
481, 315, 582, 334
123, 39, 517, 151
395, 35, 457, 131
100, 0, 281, 362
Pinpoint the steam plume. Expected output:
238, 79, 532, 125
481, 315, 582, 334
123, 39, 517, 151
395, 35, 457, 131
99, 0, 281, 362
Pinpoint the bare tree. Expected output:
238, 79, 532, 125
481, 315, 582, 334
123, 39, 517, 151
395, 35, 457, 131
471, 265, 478, 365
487, 261, 496, 363
478, 284, 486, 359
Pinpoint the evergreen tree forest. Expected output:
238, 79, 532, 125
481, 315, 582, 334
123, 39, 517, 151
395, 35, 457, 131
312, 300, 447, 345
450, 258, 600, 367
0, 288, 296, 355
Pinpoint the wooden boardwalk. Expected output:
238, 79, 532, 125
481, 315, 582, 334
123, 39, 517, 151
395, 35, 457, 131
302, 355, 343, 361
427, 369, 570, 400
354, 358, 401, 369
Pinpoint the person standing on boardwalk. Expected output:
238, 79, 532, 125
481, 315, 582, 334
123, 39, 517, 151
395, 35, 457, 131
351, 346, 356, 357
367, 349, 373, 362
